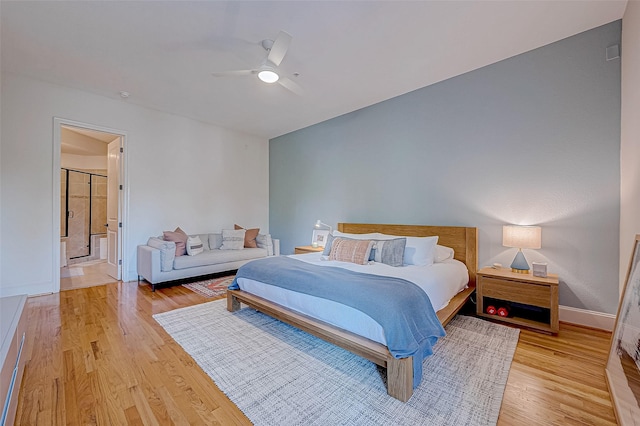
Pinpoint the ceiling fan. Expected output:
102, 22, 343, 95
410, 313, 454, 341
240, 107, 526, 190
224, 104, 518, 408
212, 31, 303, 95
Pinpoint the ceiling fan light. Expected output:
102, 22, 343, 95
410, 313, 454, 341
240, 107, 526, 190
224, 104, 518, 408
258, 70, 279, 83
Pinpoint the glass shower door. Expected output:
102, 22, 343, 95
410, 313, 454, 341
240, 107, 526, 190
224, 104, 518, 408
66, 170, 90, 258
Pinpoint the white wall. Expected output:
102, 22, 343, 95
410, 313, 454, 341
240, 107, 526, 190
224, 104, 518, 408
620, 1, 640, 291
0, 72, 269, 296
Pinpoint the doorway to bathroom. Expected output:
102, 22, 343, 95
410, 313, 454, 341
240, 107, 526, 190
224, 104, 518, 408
58, 123, 124, 291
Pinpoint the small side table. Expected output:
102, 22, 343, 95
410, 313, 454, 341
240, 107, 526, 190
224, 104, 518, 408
476, 266, 559, 334
294, 245, 324, 254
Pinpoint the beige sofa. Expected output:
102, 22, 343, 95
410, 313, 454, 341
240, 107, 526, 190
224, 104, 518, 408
137, 232, 279, 291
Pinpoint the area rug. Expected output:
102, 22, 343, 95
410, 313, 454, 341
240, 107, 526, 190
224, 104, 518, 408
182, 275, 235, 297
154, 299, 520, 425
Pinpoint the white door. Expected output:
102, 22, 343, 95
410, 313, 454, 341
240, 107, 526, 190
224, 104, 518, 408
106, 139, 122, 279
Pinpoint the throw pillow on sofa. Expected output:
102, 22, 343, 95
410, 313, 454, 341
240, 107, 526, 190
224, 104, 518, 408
234, 224, 260, 248
163, 227, 188, 256
220, 229, 245, 250
147, 237, 176, 271
256, 234, 274, 256
186, 236, 204, 256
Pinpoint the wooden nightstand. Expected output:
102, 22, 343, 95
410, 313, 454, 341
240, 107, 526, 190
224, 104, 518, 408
294, 245, 324, 254
477, 266, 559, 334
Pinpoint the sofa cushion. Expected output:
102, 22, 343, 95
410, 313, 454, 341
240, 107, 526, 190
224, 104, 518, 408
146, 237, 176, 272
173, 248, 267, 270
208, 233, 222, 249
164, 227, 188, 256
220, 229, 245, 250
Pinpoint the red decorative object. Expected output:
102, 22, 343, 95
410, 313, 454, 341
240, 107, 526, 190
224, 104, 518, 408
497, 306, 510, 317
486, 305, 497, 315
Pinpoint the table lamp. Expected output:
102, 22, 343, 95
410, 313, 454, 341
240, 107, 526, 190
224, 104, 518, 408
314, 220, 332, 233
502, 225, 541, 273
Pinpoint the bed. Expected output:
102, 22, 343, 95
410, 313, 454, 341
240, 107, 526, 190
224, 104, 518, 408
227, 223, 478, 402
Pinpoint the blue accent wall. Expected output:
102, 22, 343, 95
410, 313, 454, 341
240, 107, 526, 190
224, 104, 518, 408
270, 21, 621, 314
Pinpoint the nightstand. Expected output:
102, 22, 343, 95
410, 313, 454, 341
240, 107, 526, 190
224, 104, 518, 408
476, 266, 559, 334
294, 245, 324, 254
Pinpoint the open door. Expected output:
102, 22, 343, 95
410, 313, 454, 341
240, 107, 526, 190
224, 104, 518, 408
106, 138, 122, 279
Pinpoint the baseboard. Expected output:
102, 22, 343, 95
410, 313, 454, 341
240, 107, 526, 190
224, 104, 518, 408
559, 305, 615, 331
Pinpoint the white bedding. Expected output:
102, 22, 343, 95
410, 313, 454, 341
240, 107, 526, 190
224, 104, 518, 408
235, 252, 469, 345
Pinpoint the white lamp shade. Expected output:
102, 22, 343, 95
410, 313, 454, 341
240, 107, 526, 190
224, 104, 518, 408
502, 225, 541, 249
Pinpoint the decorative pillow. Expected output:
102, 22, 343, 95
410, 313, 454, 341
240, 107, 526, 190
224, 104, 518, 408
328, 238, 374, 265
208, 233, 223, 249
323, 232, 386, 255
322, 233, 336, 256
256, 234, 274, 256
220, 229, 246, 250
234, 224, 260, 248
436, 245, 455, 262
163, 227, 188, 256
186, 236, 204, 256
324, 234, 405, 267
370, 238, 406, 267
147, 237, 176, 272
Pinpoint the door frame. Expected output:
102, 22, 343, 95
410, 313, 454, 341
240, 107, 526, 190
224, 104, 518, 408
53, 117, 128, 293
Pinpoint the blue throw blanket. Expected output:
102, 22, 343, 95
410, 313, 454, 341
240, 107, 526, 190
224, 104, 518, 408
229, 256, 446, 388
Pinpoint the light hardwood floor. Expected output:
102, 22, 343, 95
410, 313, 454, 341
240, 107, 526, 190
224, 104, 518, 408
60, 260, 115, 291
16, 281, 617, 425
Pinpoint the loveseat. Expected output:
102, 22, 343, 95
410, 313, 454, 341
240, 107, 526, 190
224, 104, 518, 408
137, 230, 279, 291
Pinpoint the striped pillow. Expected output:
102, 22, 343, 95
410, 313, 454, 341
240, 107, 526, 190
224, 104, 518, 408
328, 238, 374, 265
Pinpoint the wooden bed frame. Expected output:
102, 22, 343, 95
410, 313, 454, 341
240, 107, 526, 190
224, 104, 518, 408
227, 223, 478, 402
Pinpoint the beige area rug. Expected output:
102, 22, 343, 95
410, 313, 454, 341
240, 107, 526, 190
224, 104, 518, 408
154, 299, 520, 425
182, 275, 235, 297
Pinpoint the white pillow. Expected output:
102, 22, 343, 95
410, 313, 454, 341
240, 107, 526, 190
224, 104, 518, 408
186, 235, 204, 256
435, 245, 455, 262
403, 236, 439, 266
220, 229, 245, 250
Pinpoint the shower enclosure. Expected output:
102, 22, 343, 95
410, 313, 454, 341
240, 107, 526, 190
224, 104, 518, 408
60, 169, 107, 262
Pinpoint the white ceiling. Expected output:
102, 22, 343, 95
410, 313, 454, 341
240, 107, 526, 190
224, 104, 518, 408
1, 1, 628, 140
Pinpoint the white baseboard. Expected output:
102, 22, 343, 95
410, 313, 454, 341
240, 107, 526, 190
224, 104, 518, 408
559, 305, 615, 331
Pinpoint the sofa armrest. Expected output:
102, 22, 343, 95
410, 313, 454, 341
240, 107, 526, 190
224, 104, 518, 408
272, 239, 280, 256
137, 245, 161, 283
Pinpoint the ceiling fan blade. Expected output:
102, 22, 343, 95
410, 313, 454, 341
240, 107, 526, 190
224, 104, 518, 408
278, 77, 304, 96
267, 31, 292, 66
211, 69, 256, 77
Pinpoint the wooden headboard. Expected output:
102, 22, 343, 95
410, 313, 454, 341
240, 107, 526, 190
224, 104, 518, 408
337, 223, 478, 287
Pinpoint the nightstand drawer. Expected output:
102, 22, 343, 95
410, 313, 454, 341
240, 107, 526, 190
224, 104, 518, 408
480, 277, 551, 308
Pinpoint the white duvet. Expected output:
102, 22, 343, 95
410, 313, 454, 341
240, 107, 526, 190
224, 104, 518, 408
236, 252, 469, 346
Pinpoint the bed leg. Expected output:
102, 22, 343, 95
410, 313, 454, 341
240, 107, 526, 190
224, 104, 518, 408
387, 356, 413, 402
227, 292, 241, 312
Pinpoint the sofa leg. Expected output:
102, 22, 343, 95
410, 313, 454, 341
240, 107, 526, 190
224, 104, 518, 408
152, 284, 156, 292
